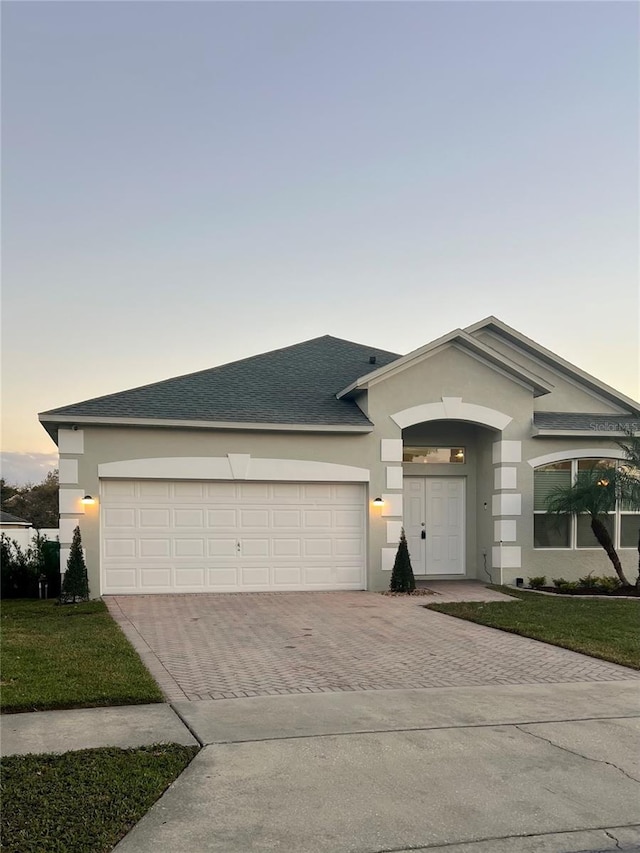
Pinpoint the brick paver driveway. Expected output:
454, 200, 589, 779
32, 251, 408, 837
106, 592, 638, 702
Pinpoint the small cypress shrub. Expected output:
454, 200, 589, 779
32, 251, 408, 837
389, 528, 416, 593
60, 526, 89, 603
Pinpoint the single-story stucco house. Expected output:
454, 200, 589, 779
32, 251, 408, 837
39, 317, 639, 597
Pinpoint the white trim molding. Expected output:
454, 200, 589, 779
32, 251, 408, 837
494, 520, 517, 542
494, 467, 517, 491
58, 429, 84, 454
492, 440, 522, 464
59, 517, 80, 544
381, 493, 403, 517
386, 520, 403, 544
58, 458, 79, 484
59, 489, 86, 515
391, 397, 512, 431
380, 439, 403, 462
492, 545, 521, 569
386, 467, 403, 490
492, 493, 522, 517
527, 448, 626, 468
44, 415, 372, 434
381, 548, 397, 571
97, 456, 370, 483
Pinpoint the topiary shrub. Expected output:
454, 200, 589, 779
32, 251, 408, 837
60, 526, 89, 603
528, 576, 546, 590
389, 528, 416, 593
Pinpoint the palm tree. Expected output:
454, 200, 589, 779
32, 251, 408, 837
617, 428, 640, 584
545, 466, 631, 587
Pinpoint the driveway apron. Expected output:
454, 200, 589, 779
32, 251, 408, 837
105, 590, 639, 701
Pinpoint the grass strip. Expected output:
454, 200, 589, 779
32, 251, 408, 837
1, 743, 198, 853
1, 600, 163, 713
426, 586, 640, 669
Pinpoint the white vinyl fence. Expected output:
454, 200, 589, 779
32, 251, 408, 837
0, 528, 59, 550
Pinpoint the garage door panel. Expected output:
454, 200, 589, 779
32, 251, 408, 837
102, 480, 365, 593
103, 481, 136, 498
240, 539, 269, 557
174, 482, 205, 498
139, 508, 171, 527
104, 539, 136, 558
207, 509, 236, 527
208, 538, 237, 557
272, 510, 301, 528
174, 539, 205, 557
140, 568, 171, 588
174, 568, 206, 587
239, 483, 269, 499
273, 539, 301, 557
303, 539, 332, 557
104, 508, 136, 528
240, 509, 269, 528
241, 566, 270, 585
140, 538, 171, 557
207, 567, 238, 585
174, 509, 204, 528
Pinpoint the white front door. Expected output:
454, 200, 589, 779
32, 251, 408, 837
404, 477, 465, 575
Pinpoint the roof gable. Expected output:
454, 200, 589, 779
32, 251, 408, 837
337, 328, 553, 399
465, 317, 640, 416
39, 336, 401, 437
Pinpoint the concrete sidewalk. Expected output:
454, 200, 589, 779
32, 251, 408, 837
3, 682, 640, 853
0, 703, 198, 757
113, 681, 640, 853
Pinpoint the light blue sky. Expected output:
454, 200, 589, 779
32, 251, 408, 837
2, 1, 638, 484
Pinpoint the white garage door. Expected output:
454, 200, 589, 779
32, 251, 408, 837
101, 480, 366, 594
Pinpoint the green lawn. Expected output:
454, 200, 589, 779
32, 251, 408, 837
1, 600, 163, 713
0, 744, 198, 853
426, 587, 640, 669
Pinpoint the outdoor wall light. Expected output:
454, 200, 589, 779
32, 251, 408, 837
372, 497, 385, 506
81, 495, 96, 505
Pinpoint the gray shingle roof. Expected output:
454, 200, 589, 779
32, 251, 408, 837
534, 413, 640, 431
40, 336, 401, 428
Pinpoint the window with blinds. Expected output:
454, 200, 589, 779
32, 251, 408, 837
533, 457, 639, 550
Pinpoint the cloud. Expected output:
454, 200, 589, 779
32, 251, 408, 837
1, 452, 58, 487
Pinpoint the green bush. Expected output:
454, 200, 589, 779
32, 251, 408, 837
578, 572, 598, 589
60, 527, 89, 603
552, 577, 567, 589
0, 534, 60, 599
594, 575, 622, 593
528, 576, 546, 590
1, 535, 38, 598
389, 528, 416, 593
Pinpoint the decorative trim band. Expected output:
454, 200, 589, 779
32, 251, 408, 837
97, 456, 370, 483
391, 397, 512, 431
528, 448, 626, 468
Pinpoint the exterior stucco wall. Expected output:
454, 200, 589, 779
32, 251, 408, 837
62, 426, 382, 597
365, 347, 535, 587
472, 331, 627, 415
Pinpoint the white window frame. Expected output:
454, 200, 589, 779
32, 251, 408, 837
533, 458, 639, 551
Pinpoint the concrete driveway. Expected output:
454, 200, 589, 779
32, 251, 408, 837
105, 590, 638, 701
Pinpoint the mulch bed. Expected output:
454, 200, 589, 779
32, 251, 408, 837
381, 589, 436, 597
537, 586, 639, 597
